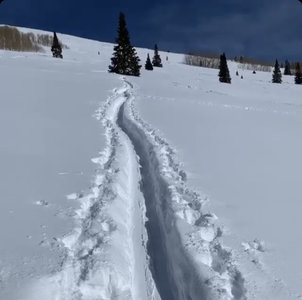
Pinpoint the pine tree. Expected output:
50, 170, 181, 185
272, 59, 282, 83
51, 32, 63, 59
284, 60, 292, 75
145, 54, 153, 70
152, 44, 163, 67
108, 13, 141, 77
295, 62, 302, 84
218, 53, 231, 84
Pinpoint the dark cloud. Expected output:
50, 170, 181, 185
0, 0, 301, 60
146, 0, 302, 60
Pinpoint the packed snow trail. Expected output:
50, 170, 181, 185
117, 79, 246, 300
117, 84, 209, 300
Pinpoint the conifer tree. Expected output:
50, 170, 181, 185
295, 62, 302, 84
145, 54, 153, 70
51, 32, 63, 59
108, 13, 141, 76
218, 53, 231, 84
272, 59, 282, 83
284, 60, 291, 75
152, 44, 163, 67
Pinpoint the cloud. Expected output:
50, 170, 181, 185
1, 0, 302, 61
146, 0, 302, 60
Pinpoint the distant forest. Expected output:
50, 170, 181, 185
185, 52, 273, 72
0, 26, 68, 52
185, 52, 302, 74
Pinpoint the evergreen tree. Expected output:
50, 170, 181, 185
284, 60, 292, 75
218, 53, 231, 84
295, 62, 302, 84
145, 54, 153, 70
272, 59, 282, 83
51, 32, 63, 59
152, 44, 163, 67
108, 13, 141, 76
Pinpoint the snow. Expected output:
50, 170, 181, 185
23, 82, 155, 300
133, 63, 302, 299
0, 29, 119, 299
0, 25, 302, 300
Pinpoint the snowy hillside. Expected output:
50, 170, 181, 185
0, 27, 301, 300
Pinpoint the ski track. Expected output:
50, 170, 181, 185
119, 79, 247, 300
27, 77, 247, 300
118, 89, 208, 300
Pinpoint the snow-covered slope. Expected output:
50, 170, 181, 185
0, 29, 120, 299
0, 27, 301, 300
131, 63, 302, 299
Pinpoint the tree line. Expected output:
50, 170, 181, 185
217, 56, 302, 85
108, 13, 162, 77
105, 12, 302, 86
51, 13, 163, 75
0, 26, 68, 53
50, 12, 302, 86
271, 59, 302, 84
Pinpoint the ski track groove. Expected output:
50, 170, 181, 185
118, 92, 208, 300
118, 78, 247, 300
35, 78, 247, 300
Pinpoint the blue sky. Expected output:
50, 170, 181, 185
1, 0, 302, 61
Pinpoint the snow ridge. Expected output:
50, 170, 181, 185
25, 81, 157, 300
121, 79, 247, 300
